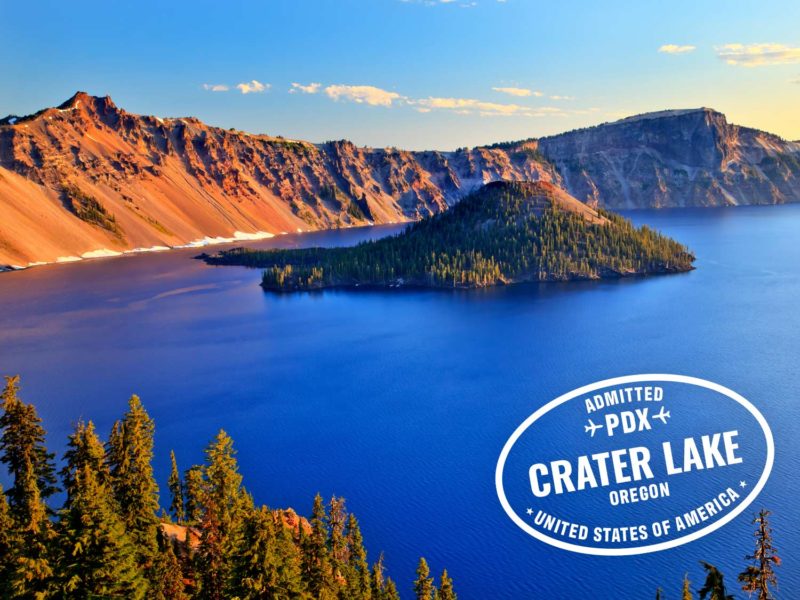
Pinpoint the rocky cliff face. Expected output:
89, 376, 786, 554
0, 92, 557, 266
2, 95, 799, 267
537, 108, 800, 209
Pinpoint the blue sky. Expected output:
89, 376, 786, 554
2, 0, 799, 149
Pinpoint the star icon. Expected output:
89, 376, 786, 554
526, 508, 534, 516
739, 480, 747, 489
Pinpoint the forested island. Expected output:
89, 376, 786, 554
202, 181, 695, 292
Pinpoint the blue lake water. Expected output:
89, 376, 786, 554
0, 206, 798, 598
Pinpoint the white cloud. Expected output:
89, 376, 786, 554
236, 80, 269, 94
658, 44, 696, 55
202, 83, 229, 92
717, 43, 800, 67
492, 86, 536, 97
791, 77, 800, 84
290, 82, 321, 94
324, 84, 402, 107
413, 96, 565, 117
549, 95, 574, 101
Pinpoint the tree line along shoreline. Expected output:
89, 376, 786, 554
202, 182, 696, 293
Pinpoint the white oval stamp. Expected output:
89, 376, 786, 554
495, 374, 774, 556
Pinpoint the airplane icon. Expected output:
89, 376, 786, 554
584, 418, 602, 437
653, 407, 671, 425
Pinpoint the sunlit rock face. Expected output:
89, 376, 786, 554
537, 108, 800, 208
0, 93, 558, 265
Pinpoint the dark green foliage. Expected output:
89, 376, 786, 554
169, 450, 186, 524
699, 562, 734, 600
230, 505, 308, 599
738, 509, 780, 600
56, 421, 146, 598
107, 394, 161, 591
197, 430, 247, 600
0, 375, 58, 511
0, 376, 454, 600
205, 181, 694, 291
302, 493, 334, 598
0, 484, 15, 597
0, 375, 57, 597
184, 464, 205, 524
60, 420, 108, 507
154, 532, 190, 600
60, 182, 124, 238
344, 513, 371, 599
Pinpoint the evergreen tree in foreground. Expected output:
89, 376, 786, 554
0, 376, 454, 600
0, 375, 57, 597
302, 493, 334, 598
698, 562, 734, 600
197, 429, 249, 600
0, 484, 15, 598
414, 557, 435, 600
57, 421, 145, 598
184, 464, 205, 524
345, 513, 372, 599
738, 509, 780, 600
435, 569, 457, 600
169, 449, 186, 524
107, 394, 161, 590
230, 505, 307, 599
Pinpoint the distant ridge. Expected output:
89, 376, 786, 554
0, 92, 799, 267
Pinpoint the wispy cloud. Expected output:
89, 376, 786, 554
324, 84, 402, 107
289, 82, 321, 94
202, 83, 229, 92
413, 96, 566, 117
236, 80, 269, 94
717, 43, 800, 67
791, 76, 800, 84
549, 95, 573, 101
492, 86, 541, 97
658, 44, 696, 55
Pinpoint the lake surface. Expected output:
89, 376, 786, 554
1, 206, 798, 599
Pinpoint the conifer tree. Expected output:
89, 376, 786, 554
107, 394, 161, 585
0, 375, 57, 597
169, 450, 185, 524
57, 466, 145, 598
61, 420, 108, 506
683, 573, 694, 600
383, 578, 400, 600
152, 529, 189, 600
436, 569, 456, 600
302, 493, 334, 598
197, 430, 246, 600
0, 484, 15, 598
0, 376, 58, 508
738, 509, 780, 600
344, 512, 371, 599
371, 553, 386, 599
184, 464, 205, 524
328, 495, 349, 578
414, 557, 435, 600
230, 505, 307, 599
699, 562, 734, 600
